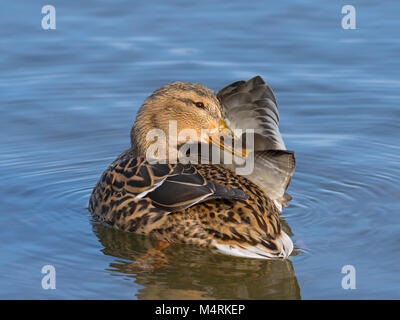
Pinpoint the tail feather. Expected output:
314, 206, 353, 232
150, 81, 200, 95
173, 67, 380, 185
233, 150, 295, 209
218, 76, 296, 208
212, 231, 293, 259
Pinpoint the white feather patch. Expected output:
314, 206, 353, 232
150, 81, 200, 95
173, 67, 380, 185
213, 231, 293, 259
136, 177, 167, 199
273, 200, 283, 212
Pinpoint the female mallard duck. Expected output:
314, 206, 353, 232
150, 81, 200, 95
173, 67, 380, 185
89, 76, 295, 259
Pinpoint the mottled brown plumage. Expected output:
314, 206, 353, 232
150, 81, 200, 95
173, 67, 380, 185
89, 76, 295, 259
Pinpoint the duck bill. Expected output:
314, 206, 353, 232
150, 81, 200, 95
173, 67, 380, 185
208, 119, 252, 158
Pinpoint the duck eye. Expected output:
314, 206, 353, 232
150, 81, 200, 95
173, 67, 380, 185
195, 102, 205, 109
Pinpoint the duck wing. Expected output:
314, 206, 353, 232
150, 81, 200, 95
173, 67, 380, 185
217, 76, 295, 207
98, 156, 249, 213
217, 75, 285, 150
146, 161, 249, 211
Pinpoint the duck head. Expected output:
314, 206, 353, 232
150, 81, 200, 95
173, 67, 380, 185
130, 81, 250, 162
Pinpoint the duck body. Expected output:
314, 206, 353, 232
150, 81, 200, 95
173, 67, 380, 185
89, 76, 295, 259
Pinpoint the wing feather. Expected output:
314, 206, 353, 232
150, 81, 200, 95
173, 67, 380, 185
107, 156, 249, 213
218, 75, 284, 150
218, 76, 296, 205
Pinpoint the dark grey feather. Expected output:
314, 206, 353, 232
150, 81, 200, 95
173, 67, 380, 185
145, 163, 248, 212
218, 76, 296, 204
217, 75, 285, 150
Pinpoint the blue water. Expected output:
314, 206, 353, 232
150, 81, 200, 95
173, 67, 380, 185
1, 0, 399, 299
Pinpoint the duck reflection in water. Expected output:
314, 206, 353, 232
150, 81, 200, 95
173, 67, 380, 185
92, 220, 301, 300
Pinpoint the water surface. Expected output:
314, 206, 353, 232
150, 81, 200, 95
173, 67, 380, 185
1, 1, 399, 299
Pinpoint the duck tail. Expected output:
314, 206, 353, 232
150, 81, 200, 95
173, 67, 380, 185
236, 150, 295, 210
212, 231, 293, 259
